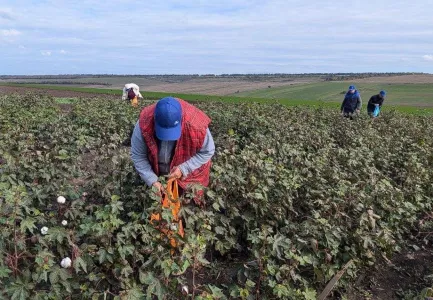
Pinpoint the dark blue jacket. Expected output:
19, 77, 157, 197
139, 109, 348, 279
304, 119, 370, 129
341, 91, 362, 113
367, 94, 384, 112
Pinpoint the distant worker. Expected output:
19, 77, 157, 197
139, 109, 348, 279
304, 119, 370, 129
341, 85, 362, 119
122, 83, 143, 107
367, 90, 386, 118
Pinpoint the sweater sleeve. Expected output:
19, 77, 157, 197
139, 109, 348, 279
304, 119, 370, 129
130, 121, 158, 186
178, 128, 215, 177
356, 95, 362, 110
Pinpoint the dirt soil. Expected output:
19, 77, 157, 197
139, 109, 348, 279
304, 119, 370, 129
0, 78, 317, 99
138, 77, 317, 95
346, 234, 433, 299
0, 77, 320, 96
0, 85, 118, 98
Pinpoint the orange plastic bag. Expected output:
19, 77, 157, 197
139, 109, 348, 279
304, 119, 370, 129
130, 96, 138, 107
150, 179, 185, 248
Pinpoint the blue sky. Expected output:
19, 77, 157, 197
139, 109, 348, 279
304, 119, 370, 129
1, 0, 432, 75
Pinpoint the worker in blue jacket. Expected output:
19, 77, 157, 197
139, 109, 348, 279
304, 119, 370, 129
341, 85, 362, 119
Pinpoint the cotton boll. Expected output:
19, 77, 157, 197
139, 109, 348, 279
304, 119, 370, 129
60, 257, 72, 268
181, 285, 189, 295
57, 196, 66, 204
41, 226, 48, 235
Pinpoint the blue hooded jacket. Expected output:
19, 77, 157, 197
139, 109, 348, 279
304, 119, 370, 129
341, 90, 362, 113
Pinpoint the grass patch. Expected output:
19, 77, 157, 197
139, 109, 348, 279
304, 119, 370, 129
236, 81, 433, 107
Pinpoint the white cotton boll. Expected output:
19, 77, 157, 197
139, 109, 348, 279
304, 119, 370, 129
41, 226, 48, 235
181, 285, 189, 295
61, 220, 68, 226
60, 257, 72, 268
57, 196, 66, 204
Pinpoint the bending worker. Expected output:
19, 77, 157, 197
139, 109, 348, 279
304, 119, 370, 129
130, 97, 215, 205
367, 90, 386, 117
122, 83, 143, 107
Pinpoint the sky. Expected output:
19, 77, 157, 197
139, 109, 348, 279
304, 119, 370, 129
0, 0, 432, 75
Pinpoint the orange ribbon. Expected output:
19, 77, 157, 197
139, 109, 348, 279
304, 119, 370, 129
150, 179, 185, 248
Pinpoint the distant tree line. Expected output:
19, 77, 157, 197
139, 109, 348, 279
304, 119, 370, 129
322, 72, 423, 81
0, 72, 426, 81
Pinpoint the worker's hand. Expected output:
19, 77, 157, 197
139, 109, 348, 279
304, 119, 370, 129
341, 111, 344, 116
356, 109, 360, 114
152, 181, 164, 197
169, 167, 182, 179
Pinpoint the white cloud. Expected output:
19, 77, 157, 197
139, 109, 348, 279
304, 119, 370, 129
1, 29, 21, 36
423, 55, 433, 61
19, 45, 25, 49
60, 49, 67, 54
41, 50, 52, 56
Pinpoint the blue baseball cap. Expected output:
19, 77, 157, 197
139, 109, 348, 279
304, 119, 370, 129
380, 90, 386, 97
154, 97, 182, 141
348, 85, 356, 91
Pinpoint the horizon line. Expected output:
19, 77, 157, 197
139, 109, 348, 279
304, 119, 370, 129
0, 72, 431, 77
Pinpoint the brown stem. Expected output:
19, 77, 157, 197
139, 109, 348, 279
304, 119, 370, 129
12, 193, 19, 277
256, 256, 262, 300
104, 289, 117, 297
192, 253, 197, 299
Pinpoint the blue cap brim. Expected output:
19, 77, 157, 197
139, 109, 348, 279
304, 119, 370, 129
155, 122, 181, 141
